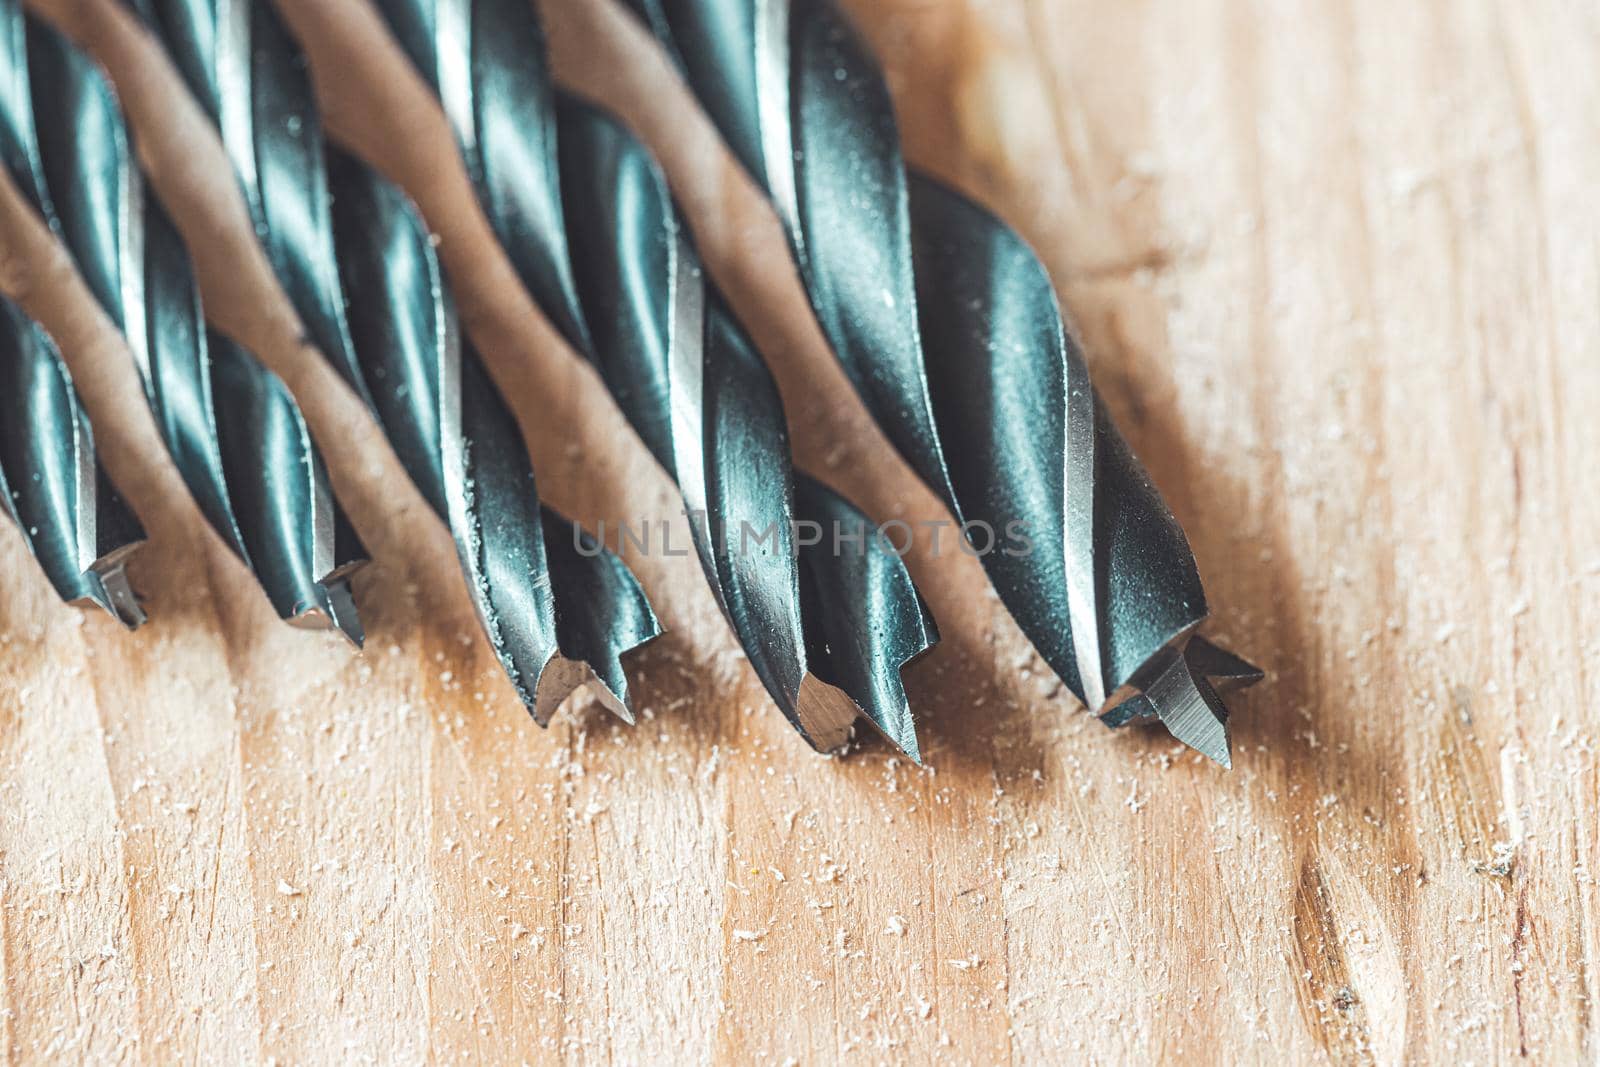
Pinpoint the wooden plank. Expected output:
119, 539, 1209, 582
0, 0, 1593, 1060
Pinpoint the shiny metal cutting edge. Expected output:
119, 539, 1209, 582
3, 8, 367, 641
620, 0, 1262, 765
325, 148, 660, 723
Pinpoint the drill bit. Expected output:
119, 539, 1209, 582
557, 93, 935, 756
0, 297, 147, 627
324, 148, 661, 723
371, 0, 937, 755
206, 325, 368, 639
910, 178, 1261, 766
3, 7, 367, 641
618, 0, 1261, 764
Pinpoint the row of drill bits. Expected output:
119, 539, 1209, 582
372, 0, 937, 754
0, 0, 1260, 763
618, 0, 1262, 763
125, 0, 665, 721
2, 4, 363, 636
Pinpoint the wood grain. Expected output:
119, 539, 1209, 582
0, 0, 1595, 1061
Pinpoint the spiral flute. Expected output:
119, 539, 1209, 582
125, 0, 663, 720
376, 0, 592, 358
0, 6, 144, 629
325, 149, 660, 722
0, 298, 147, 627
2, 7, 367, 639
124, 0, 375, 410
373, 0, 938, 755
621, 0, 1261, 764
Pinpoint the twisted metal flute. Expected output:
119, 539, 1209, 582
2, 6, 368, 639
373, 0, 938, 755
378, 0, 592, 360
620, 0, 1262, 764
125, 0, 664, 720
124, 0, 376, 411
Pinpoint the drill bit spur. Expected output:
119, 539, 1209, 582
126, 0, 663, 721
373, 0, 938, 755
3, 6, 368, 639
620, 0, 1261, 764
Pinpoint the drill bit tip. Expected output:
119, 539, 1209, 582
287, 585, 366, 648
533, 656, 640, 728
1101, 637, 1261, 768
1147, 651, 1232, 767
87, 558, 148, 630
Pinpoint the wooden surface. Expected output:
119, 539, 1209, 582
0, 0, 1595, 1061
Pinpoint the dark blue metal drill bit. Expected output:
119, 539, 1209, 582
556, 93, 934, 755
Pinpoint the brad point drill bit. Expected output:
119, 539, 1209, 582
207, 327, 368, 639
620, 0, 1261, 764
3, 8, 368, 641
0, 297, 147, 627
0, 6, 146, 626
908, 177, 1260, 766
557, 94, 935, 755
325, 148, 660, 722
